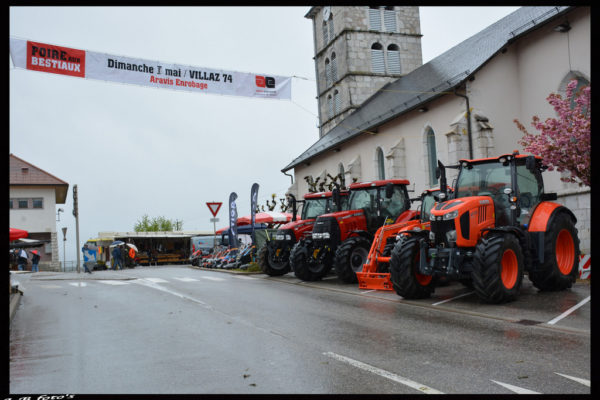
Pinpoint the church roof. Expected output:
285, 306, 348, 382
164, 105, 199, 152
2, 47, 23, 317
283, 6, 572, 173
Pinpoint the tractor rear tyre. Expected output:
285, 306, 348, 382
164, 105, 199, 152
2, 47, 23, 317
290, 240, 332, 281
389, 236, 435, 299
334, 236, 372, 283
472, 233, 524, 303
529, 213, 580, 291
258, 242, 291, 276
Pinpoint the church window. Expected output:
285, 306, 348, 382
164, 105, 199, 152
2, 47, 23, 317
371, 43, 384, 73
387, 44, 401, 74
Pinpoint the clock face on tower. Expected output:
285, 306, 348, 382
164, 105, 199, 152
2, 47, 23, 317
322, 6, 331, 20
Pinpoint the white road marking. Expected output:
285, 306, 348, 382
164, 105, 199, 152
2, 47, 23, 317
323, 352, 444, 394
233, 275, 256, 280
546, 296, 590, 325
360, 289, 377, 294
491, 380, 541, 394
143, 277, 169, 283
39, 284, 62, 289
99, 280, 130, 285
554, 372, 590, 387
133, 278, 213, 309
173, 277, 199, 282
68, 282, 87, 287
432, 291, 475, 306
200, 276, 225, 282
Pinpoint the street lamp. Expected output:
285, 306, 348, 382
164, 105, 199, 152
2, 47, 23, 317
62, 227, 67, 272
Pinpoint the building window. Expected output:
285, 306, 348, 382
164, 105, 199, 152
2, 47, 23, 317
32, 198, 43, 209
334, 90, 341, 114
376, 147, 386, 179
387, 44, 401, 74
331, 52, 338, 82
9, 199, 13, 209
384, 7, 397, 32
322, 21, 329, 46
369, 7, 382, 31
327, 95, 334, 118
18, 199, 29, 209
371, 43, 384, 73
328, 14, 334, 41
325, 58, 331, 86
426, 128, 438, 186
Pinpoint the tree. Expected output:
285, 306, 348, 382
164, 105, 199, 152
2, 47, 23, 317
514, 80, 590, 187
134, 214, 182, 232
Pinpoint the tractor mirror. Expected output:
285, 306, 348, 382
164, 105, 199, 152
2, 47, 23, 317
526, 155, 537, 171
385, 183, 394, 198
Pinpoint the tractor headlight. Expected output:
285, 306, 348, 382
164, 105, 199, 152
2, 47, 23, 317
429, 231, 435, 241
312, 232, 322, 239
430, 213, 436, 221
446, 230, 457, 243
285, 234, 292, 241
275, 234, 285, 240
321, 232, 330, 239
443, 210, 458, 220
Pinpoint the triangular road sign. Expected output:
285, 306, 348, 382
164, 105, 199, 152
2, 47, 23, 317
206, 202, 222, 217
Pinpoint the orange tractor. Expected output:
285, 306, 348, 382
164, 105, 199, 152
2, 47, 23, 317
389, 152, 580, 303
258, 190, 348, 276
357, 187, 451, 291
290, 179, 419, 282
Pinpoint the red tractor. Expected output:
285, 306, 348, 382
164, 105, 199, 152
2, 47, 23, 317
390, 152, 580, 303
257, 190, 349, 276
357, 187, 452, 291
290, 179, 419, 283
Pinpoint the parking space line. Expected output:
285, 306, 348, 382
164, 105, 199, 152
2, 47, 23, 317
491, 380, 541, 394
323, 352, 444, 394
546, 296, 590, 325
432, 291, 474, 306
554, 372, 590, 387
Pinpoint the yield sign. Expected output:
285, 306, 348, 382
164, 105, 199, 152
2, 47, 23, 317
206, 202, 222, 217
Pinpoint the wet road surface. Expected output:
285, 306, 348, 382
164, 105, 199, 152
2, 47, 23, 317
9, 266, 590, 394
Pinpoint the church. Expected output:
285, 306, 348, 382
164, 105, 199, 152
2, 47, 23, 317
282, 6, 590, 254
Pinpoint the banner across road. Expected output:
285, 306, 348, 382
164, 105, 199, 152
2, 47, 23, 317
10, 38, 292, 100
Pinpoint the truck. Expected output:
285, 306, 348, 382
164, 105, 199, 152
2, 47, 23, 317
389, 152, 580, 303
258, 190, 349, 276
290, 179, 419, 283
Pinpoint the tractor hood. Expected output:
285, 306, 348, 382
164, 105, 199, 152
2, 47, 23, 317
279, 219, 316, 231
430, 196, 493, 219
317, 209, 364, 221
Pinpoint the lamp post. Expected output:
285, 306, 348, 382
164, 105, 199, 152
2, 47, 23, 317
62, 227, 67, 272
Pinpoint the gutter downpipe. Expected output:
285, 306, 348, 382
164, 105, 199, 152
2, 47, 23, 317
454, 85, 474, 159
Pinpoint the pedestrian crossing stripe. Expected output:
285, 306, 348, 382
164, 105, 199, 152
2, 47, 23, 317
143, 278, 169, 283
68, 282, 88, 287
174, 277, 199, 282
98, 280, 130, 285
199, 276, 225, 282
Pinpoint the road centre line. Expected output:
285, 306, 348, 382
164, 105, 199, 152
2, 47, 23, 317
432, 291, 475, 306
491, 380, 541, 394
554, 372, 590, 387
546, 296, 590, 325
323, 352, 444, 394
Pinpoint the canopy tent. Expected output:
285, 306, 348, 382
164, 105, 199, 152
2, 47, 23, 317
9, 238, 46, 249
9, 228, 28, 242
237, 211, 294, 226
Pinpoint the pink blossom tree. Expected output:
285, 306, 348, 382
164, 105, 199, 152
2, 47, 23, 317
514, 79, 590, 187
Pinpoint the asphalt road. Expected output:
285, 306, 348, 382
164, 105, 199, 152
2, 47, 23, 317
9, 266, 590, 394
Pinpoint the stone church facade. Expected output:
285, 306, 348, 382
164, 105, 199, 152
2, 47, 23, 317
283, 6, 590, 254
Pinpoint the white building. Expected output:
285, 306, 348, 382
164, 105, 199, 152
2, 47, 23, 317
283, 6, 590, 254
9, 154, 69, 270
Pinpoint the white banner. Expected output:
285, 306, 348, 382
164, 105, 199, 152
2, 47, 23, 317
9, 38, 292, 100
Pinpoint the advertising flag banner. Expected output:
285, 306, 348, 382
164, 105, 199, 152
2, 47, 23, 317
10, 38, 292, 100
228, 192, 239, 248
250, 183, 260, 244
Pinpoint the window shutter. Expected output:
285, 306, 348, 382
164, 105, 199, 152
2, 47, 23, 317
325, 61, 332, 86
329, 18, 335, 41
369, 8, 381, 31
384, 10, 397, 32
331, 56, 338, 82
334, 90, 341, 114
327, 96, 334, 118
322, 22, 329, 46
371, 49, 385, 73
387, 50, 401, 74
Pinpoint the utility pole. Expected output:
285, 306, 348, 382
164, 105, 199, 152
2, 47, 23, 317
73, 185, 81, 274
62, 227, 67, 272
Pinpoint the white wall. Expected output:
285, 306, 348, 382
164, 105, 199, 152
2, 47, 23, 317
9, 186, 57, 233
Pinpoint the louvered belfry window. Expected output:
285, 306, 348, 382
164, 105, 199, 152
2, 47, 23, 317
323, 21, 329, 46
371, 43, 384, 73
325, 58, 331, 86
328, 15, 335, 41
331, 52, 338, 82
387, 44, 401, 74
369, 7, 381, 31
384, 8, 396, 32
327, 95, 334, 118
334, 90, 341, 114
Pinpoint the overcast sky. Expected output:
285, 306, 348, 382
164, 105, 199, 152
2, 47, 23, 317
9, 6, 519, 263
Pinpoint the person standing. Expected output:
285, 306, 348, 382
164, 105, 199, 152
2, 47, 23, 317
31, 250, 40, 273
111, 245, 122, 270
17, 248, 28, 271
